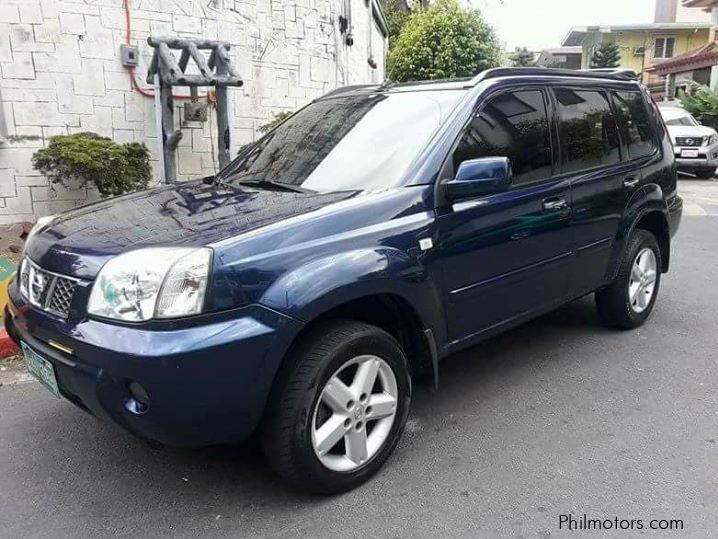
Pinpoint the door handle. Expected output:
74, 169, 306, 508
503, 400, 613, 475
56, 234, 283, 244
624, 177, 640, 189
542, 197, 568, 212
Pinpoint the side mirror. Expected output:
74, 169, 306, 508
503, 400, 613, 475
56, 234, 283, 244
444, 157, 512, 200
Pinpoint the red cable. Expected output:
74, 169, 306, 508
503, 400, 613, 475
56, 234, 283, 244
123, 0, 208, 100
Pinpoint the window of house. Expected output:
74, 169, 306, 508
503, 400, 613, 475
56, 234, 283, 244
654, 37, 676, 59
612, 91, 657, 159
452, 89, 553, 187
554, 88, 621, 174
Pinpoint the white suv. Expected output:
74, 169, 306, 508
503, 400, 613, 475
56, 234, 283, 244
660, 105, 718, 178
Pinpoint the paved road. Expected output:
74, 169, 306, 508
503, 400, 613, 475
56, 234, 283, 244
1, 182, 717, 538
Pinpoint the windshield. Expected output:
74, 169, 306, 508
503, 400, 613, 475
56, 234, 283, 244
665, 114, 699, 126
219, 90, 465, 192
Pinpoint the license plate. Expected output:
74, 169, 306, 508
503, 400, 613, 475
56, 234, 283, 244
681, 149, 699, 158
21, 342, 60, 398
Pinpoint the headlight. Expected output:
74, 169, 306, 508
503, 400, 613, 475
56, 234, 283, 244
707, 134, 718, 145
88, 247, 212, 322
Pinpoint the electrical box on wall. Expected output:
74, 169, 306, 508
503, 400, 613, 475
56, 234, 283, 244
184, 102, 209, 123
120, 44, 139, 67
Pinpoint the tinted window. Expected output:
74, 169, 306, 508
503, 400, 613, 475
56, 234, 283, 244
555, 88, 621, 173
219, 91, 464, 192
453, 90, 553, 186
613, 91, 657, 159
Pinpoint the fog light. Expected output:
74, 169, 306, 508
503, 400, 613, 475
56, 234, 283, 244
125, 381, 150, 415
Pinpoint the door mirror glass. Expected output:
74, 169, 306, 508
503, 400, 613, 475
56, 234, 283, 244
445, 157, 512, 200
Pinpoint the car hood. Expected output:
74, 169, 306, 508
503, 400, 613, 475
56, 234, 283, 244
667, 125, 717, 140
25, 179, 358, 279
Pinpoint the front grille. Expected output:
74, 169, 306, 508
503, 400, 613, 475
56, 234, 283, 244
675, 136, 703, 147
19, 257, 79, 318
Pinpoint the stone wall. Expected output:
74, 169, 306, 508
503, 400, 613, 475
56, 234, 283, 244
0, 0, 387, 224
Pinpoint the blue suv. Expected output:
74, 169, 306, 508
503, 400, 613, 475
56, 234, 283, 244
6, 68, 683, 493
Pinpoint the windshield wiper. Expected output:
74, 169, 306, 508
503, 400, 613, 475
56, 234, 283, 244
234, 179, 314, 193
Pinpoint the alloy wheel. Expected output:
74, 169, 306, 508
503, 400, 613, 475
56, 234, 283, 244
628, 247, 657, 313
311, 354, 398, 472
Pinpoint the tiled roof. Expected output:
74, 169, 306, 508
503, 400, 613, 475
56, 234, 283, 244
646, 42, 718, 75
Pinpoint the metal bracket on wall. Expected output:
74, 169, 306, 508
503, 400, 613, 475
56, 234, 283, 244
146, 37, 243, 183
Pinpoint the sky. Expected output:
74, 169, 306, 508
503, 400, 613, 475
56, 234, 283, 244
472, 0, 657, 51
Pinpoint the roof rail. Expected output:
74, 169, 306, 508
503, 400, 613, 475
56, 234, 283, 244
472, 67, 639, 84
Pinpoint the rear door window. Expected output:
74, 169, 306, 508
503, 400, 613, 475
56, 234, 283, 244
612, 91, 657, 159
554, 88, 621, 174
453, 89, 553, 187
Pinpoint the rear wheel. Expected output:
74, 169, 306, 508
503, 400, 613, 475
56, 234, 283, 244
261, 320, 411, 494
596, 229, 661, 329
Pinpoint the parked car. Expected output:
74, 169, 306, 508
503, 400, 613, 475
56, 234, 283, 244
659, 105, 718, 178
6, 68, 682, 494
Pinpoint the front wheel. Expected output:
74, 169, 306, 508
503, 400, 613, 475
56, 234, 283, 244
694, 167, 716, 179
596, 229, 662, 329
261, 320, 411, 494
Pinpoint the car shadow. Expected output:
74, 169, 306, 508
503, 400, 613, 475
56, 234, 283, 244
23, 296, 608, 512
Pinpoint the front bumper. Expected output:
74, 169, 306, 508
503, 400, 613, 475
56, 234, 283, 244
5, 284, 301, 447
674, 143, 718, 168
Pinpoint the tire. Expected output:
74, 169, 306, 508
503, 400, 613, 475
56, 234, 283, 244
694, 167, 716, 179
596, 229, 662, 330
261, 320, 411, 494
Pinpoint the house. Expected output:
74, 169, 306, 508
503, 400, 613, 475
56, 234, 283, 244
536, 47, 583, 70
647, 0, 718, 98
561, 22, 713, 89
0, 0, 388, 223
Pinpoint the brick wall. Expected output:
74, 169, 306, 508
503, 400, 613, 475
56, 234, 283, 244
0, 0, 387, 224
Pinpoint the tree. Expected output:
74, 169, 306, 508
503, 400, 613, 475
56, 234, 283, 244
590, 42, 621, 69
384, 0, 411, 51
510, 46, 535, 67
679, 86, 718, 129
387, 0, 501, 83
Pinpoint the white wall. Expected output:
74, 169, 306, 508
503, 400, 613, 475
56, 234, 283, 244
0, 0, 387, 223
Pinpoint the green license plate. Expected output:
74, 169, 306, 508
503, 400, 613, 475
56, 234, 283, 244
21, 342, 60, 398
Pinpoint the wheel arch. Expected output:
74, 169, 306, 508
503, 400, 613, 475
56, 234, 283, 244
282, 292, 438, 387
606, 185, 671, 282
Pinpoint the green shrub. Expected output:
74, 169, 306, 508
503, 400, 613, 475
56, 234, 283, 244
32, 132, 151, 197
387, 0, 500, 83
678, 86, 718, 129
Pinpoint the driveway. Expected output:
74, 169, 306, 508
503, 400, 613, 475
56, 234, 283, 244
1, 181, 716, 538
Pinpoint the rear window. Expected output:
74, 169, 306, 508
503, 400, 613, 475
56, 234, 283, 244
613, 91, 657, 159
554, 88, 621, 174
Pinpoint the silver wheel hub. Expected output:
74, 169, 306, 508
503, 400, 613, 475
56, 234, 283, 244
311, 354, 398, 472
628, 247, 657, 314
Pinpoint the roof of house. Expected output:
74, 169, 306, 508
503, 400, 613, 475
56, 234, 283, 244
536, 47, 583, 65
646, 41, 718, 74
562, 22, 714, 46
683, 0, 718, 10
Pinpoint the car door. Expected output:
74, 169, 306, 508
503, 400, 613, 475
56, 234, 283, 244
556, 86, 657, 297
436, 87, 573, 345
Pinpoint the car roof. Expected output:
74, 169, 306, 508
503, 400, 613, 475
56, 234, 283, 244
319, 68, 642, 100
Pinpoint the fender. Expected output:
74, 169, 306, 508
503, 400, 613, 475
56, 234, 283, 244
605, 183, 670, 282
260, 247, 446, 346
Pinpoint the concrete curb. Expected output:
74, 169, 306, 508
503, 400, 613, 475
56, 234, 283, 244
0, 328, 19, 359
